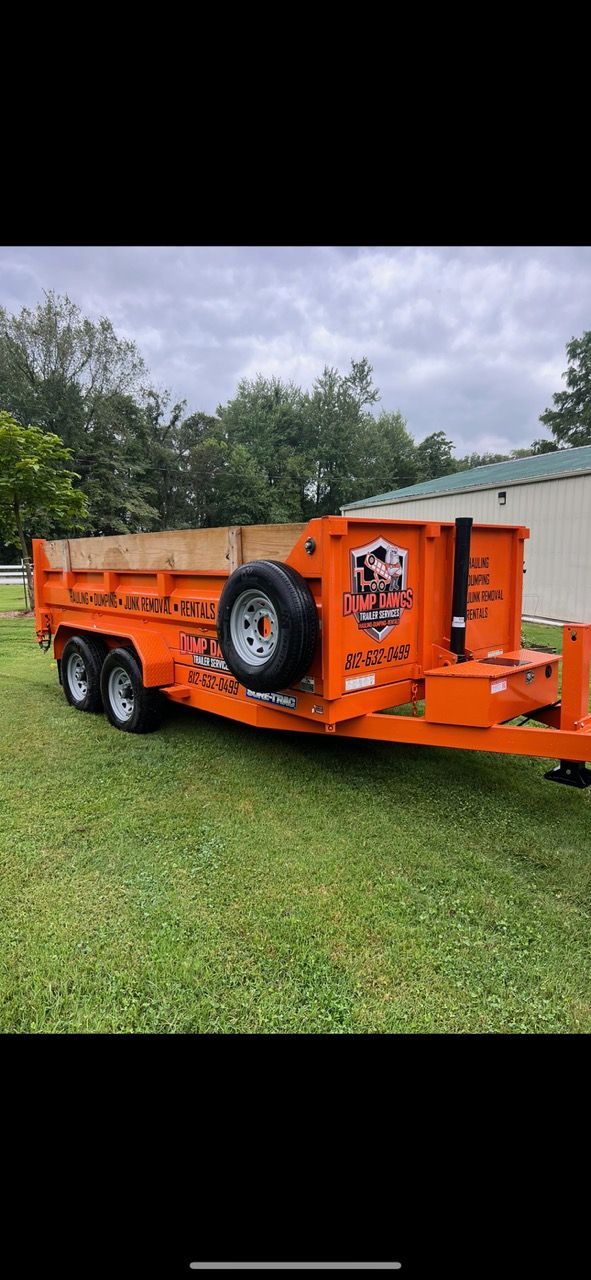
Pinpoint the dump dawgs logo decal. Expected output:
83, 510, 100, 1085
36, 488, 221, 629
343, 536, 414, 641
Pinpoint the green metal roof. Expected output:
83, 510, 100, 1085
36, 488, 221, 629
343, 444, 591, 510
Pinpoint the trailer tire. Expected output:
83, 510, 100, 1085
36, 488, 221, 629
217, 560, 318, 693
61, 635, 106, 713
100, 648, 162, 733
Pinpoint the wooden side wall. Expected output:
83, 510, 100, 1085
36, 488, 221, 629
43, 524, 307, 573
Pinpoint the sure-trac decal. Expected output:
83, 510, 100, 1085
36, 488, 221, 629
246, 689, 297, 710
343, 537, 414, 642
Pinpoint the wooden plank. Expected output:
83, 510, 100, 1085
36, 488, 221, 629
62, 540, 72, 573
227, 526, 243, 573
242, 523, 305, 562
44, 528, 228, 572
43, 523, 306, 573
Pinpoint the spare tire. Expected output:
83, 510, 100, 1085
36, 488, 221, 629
217, 560, 318, 693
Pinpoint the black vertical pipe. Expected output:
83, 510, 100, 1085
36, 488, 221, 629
450, 517, 473, 661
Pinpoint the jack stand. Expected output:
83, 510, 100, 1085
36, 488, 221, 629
544, 760, 591, 789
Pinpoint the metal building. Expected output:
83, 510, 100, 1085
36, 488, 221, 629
342, 445, 591, 624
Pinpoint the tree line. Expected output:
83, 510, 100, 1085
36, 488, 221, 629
1, 291, 590, 563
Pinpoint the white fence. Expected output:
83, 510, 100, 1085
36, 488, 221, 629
0, 560, 32, 607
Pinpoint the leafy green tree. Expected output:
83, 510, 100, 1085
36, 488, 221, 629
217, 375, 311, 521
183, 433, 229, 527
306, 358, 381, 513
77, 393, 160, 535
173, 410, 225, 526
456, 450, 510, 471
343, 356, 381, 412
0, 411, 87, 597
0, 292, 164, 534
539, 331, 591, 448
0, 291, 147, 438
529, 438, 559, 455
139, 390, 191, 530
357, 410, 418, 497
214, 443, 271, 525
415, 430, 456, 480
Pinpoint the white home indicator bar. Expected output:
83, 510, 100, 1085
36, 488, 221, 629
189, 1266, 401, 1272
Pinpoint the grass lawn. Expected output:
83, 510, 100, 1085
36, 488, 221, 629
0, 583, 30, 611
1, 615, 590, 1033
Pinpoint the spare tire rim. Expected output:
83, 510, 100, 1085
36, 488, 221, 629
230, 589, 279, 665
108, 666, 135, 721
67, 653, 88, 701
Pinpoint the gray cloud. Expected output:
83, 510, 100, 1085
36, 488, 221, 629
1, 244, 590, 457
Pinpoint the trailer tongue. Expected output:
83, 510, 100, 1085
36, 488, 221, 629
33, 515, 591, 786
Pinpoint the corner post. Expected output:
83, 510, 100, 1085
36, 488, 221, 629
560, 624, 591, 731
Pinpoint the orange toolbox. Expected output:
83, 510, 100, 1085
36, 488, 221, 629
32, 514, 591, 787
425, 652, 560, 727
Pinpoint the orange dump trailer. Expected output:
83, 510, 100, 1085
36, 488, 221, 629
32, 515, 591, 787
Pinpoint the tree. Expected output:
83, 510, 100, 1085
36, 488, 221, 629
217, 375, 311, 522
0, 292, 162, 534
306, 358, 381, 514
415, 431, 456, 480
356, 410, 419, 497
140, 390, 190, 530
77, 393, 160, 535
213, 443, 271, 525
343, 356, 381, 412
183, 433, 230, 527
170, 409, 224, 526
0, 412, 87, 598
539, 331, 591, 448
456, 450, 510, 471
529, 438, 559, 455
0, 291, 147, 438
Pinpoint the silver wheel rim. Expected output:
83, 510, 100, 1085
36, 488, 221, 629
108, 666, 135, 721
67, 653, 88, 702
230, 588, 279, 666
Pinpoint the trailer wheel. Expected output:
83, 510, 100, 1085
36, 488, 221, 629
100, 648, 162, 733
61, 635, 106, 713
217, 560, 318, 693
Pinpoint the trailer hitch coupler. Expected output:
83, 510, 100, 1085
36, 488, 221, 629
450, 517, 473, 662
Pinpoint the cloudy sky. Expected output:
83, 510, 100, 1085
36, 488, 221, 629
1, 245, 590, 457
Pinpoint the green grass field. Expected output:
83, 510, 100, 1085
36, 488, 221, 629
0, 583, 30, 611
1, 614, 589, 1033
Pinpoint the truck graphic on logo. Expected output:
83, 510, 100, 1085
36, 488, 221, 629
343, 536, 414, 641
363, 548, 403, 591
